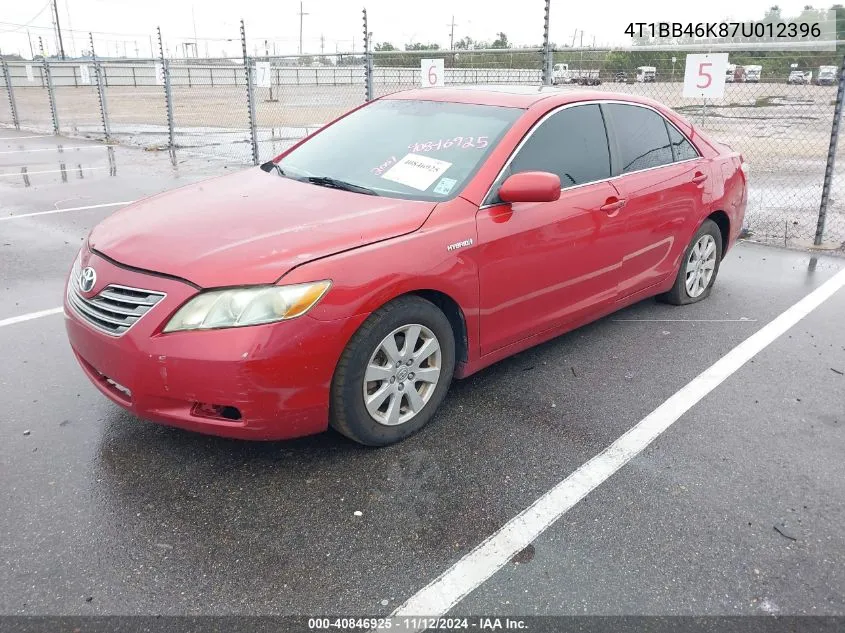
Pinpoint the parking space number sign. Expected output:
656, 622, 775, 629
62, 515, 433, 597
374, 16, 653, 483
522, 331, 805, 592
683, 53, 728, 99
255, 62, 271, 88
421, 58, 444, 88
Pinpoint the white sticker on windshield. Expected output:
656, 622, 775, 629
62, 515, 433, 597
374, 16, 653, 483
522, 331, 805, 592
381, 153, 452, 191
433, 177, 457, 196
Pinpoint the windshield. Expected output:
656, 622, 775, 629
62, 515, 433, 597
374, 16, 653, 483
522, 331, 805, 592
277, 99, 522, 201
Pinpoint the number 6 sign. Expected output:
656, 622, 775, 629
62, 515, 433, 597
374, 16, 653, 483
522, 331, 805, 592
421, 58, 445, 88
683, 53, 728, 99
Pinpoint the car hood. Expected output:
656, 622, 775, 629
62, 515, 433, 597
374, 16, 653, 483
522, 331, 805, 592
89, 168, 436, 288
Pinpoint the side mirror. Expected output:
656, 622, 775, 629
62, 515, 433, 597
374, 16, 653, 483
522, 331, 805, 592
498, 171, 561, 203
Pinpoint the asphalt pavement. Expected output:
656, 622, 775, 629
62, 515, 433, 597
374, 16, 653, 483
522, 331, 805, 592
1, 128, 843, 624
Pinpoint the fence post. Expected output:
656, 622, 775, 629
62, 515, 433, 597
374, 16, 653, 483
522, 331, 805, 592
43, 58, 60, 134
2, 59, 19, 130
157, 27, 175, 151
541, 0, 551, 85
241, 19, 260, 165
815, 53, 845, 246
363, 8, 373, 101
89, 33, 111, 142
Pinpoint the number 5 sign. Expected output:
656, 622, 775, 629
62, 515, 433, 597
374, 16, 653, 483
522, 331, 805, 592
421, 58, 445, 88
683, 53, 728, 99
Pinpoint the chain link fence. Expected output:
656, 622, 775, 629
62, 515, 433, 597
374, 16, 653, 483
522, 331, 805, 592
252, 54, 364, 161
100, 61, 168, 150
3, 62, 53, 132
548, 49, 845, 248
2, 46, 844, 251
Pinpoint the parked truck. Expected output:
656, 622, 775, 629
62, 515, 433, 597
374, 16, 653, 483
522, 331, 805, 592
636, 66, 656, 82
552, 63, 601, 86
725, 64, 736, 83
744, 65, 762, 83
788, 70, 812, 85
817, 65, 838, 86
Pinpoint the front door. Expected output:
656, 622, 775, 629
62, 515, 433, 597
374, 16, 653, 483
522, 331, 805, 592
476, 103, 627, 355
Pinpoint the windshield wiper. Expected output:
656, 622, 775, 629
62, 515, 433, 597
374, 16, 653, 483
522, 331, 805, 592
305, 176, 379, 196
260, 160, 286, 177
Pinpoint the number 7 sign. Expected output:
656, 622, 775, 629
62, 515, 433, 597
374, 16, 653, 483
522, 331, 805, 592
683, 53, 728, 99
255, 62, 271, 88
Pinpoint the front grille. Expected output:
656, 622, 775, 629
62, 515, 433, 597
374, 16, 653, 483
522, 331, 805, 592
68, 262, 166, 336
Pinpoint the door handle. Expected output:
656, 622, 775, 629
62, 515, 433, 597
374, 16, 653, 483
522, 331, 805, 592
599, 198, 627, 213
692, 172, 708, 184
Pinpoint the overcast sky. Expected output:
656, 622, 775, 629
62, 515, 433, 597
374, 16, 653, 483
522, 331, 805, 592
0, 0, 832, 59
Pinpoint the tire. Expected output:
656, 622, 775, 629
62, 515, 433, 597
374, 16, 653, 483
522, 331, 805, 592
659, 219, 723, 306
329, 295, 456, 446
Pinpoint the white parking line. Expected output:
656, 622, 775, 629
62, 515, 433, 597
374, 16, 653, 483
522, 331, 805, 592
613, 318, 758, 322
0, 167, 108, 177
0, 307, 64, 329
0, 134, 52, 139
0, 201, 134, 221
393, 265, 845, 624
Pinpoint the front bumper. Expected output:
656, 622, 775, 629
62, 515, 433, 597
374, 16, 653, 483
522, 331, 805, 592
64, 249, 366, 440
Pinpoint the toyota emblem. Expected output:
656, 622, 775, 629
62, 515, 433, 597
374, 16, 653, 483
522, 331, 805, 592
79, 267, 97, 293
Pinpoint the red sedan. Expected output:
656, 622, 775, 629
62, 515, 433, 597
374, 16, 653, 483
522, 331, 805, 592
65, 86, 747, 445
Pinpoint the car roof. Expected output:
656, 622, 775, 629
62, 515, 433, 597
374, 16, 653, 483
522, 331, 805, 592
383, 85, 666, 110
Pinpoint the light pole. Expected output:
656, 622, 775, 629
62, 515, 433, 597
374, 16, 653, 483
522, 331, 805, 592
579, 31, 584, 70
448, 16, 457, 50
298, 1, 309, 55
52, 0, 66, 60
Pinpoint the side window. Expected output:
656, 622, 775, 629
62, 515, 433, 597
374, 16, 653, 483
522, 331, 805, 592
486, 104, 611, 204
666, 123, 700, 162
604, 104, 673, 173
509, 104, 611, 187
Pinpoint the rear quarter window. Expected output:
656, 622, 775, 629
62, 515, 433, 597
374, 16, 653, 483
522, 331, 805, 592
666, 123, 700, 162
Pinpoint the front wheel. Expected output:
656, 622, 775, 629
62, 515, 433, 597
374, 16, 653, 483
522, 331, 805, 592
329, 296, 456, 446
659, 219, 723, 305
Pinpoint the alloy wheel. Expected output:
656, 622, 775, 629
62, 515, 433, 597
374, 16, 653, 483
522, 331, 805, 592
685, 234, 717, 298
362, 324, 442, 426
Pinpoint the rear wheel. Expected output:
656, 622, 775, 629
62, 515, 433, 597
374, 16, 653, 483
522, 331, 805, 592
660, 219, 723, 305
329, 296, 455, 446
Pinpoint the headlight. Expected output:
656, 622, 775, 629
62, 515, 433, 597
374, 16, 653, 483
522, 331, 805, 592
163, 281, 331, 332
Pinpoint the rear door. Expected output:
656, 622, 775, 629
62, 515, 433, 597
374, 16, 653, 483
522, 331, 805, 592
602, 103, 708, 298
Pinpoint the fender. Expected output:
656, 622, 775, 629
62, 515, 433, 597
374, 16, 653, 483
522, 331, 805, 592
279, 196, 483, 371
